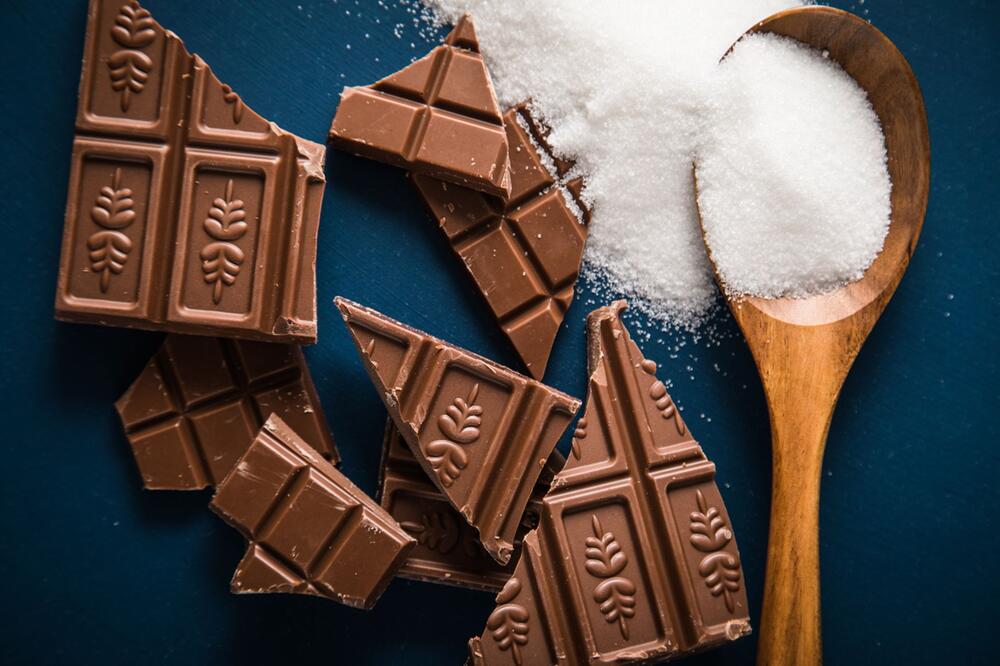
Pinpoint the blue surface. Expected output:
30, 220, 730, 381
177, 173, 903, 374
0, 0, 997, 664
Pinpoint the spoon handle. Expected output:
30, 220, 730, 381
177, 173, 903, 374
757, 393, 834, 666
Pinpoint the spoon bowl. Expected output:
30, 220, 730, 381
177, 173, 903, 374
694, 6, 929, 664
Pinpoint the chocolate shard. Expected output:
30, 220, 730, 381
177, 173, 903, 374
335, 296, 580, 564
210, 415, 414, 610
412, 104, 590, 379
468, 301, 751, 665
378, 418, 565, 591
115, 334, 338, 490
55, 0, 326, 342
328, 15, 511, 198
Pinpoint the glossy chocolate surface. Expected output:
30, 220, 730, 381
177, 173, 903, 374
469, 302, 750, 664
56, 0, 326, 342
328, 15, 511, 198
210, 415, 413, 610
116, 334, 338, 490
378, 419, 564, 591
412, 105, 589, 379
336, 296, 580, 564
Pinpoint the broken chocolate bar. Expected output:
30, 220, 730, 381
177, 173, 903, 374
412, 104, 589, 379
56, 0, 326, 342
328, 15, 511, 198
378, 419, 564, 591
210, 415, 414, 610
468, 302, 750, 664
335, 296, 580, 565
116, 334, 338, 490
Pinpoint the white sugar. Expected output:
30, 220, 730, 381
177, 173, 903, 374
697, 34, 891, 299
422, 0, 803, 329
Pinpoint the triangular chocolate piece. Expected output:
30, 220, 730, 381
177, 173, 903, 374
468, 302, 750, 664
444, 14, 480, 51
412, 104, 589, 379
329, 15, 511, 198
335, 297, 580, 564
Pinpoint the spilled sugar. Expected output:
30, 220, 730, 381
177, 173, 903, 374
697, 34, 891, 299
422, 0, 804, 329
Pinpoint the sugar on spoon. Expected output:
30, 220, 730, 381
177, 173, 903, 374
694, 6, 930, 665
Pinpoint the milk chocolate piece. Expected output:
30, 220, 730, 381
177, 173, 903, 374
469, 302, 750, 665
55, 0, 326, 342
210, 415, 414, 609
116, 334, 338, 490
412, 105, 589, 379
378, 419, 565, 591
335, 297, 580, 564
328, 15, 511, 198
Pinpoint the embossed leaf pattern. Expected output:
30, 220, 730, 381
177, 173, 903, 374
221, 84, 244, 124
87, 168, 136, 292
571, 417, 587, 460
689, 489, 741, 612
486, 577, 529, 665
200, 180, 248, 304
400, 508, 459, 554
108, 2, 156, 111
584, 515, 636, 639
425, 384, 482, 487
111, 2, 155, 48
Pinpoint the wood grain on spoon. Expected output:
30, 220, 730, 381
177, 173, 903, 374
694, 7, 930, 665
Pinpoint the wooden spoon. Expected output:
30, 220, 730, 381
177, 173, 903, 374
694, 7, 930, 665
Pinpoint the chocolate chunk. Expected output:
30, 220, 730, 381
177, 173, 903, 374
412, 104, 589, 379
335, 297, 580, 564
328, 15, 511, 198
115, 334, 338, 490
210, 415, 414, 610
468, 302, 750, 664
378, 418, 564, 591
55, 0, 326, 342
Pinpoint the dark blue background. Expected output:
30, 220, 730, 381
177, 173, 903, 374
1, 1, 997, 664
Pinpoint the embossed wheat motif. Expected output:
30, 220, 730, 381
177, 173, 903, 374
584, 514, 636, 639
400, 508, 459, 554
425, 384, 482, 487
486, 577, 529, 665
108, 1, 156, 111
200, 179, 247, 304
689, 489, 741, 613
221, 84, 244, 124
642, 359, 687, 436
87, 168, 136, 292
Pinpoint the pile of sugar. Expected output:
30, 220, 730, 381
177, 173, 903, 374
696, 34, 891, 299
423, 0, 803, 329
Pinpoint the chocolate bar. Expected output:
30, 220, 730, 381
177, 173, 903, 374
378, 419, 564, 591
210, 415, 414, 610
335, 297, 580, 564
55, 0, 326, 342
116, 334, 338, 490
328, 15, 511, 198
412, 104, 589, 379
468, 302, 750, 664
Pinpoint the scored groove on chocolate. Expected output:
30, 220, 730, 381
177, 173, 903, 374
56, 0, 326, 342
210, 415, 414, 610
469, 301, 750, 665
116, 334, 338, 490
378, 419, 564, 591
412, 104, 589, 379
336, 297, 580, 564
328, 15, 511, 198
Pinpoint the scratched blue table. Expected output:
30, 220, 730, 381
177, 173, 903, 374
0, 1, 997, 664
